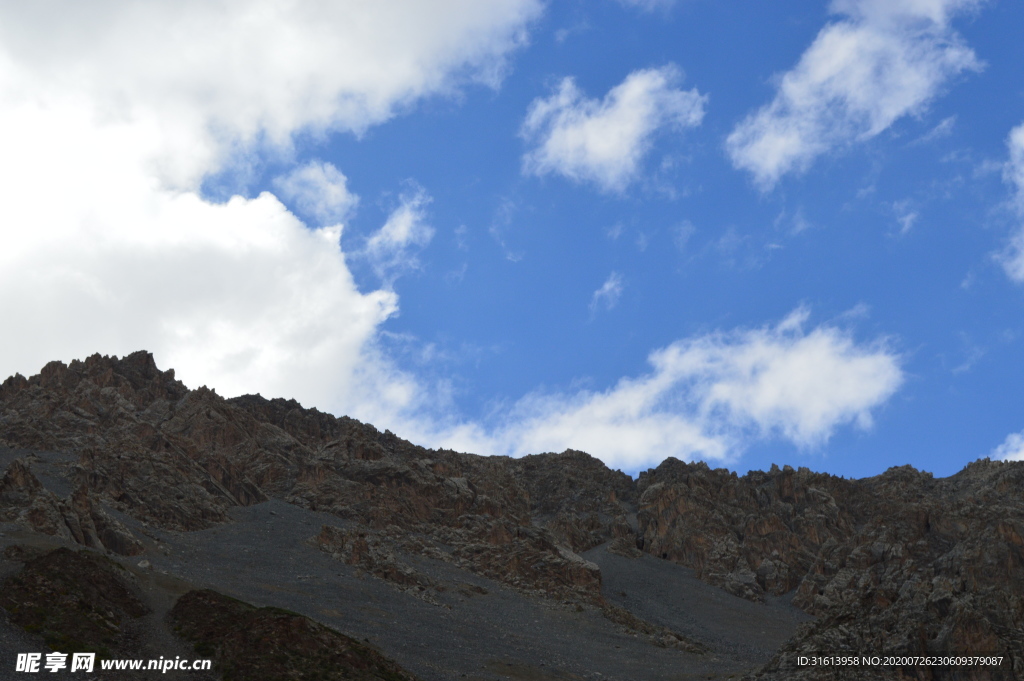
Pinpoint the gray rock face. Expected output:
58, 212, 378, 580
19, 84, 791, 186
637, 459, 1024, 678
0, 352, 608, 601
1, 457, 143, 556
636, 460, 856, 602
2, 352, 1023, 679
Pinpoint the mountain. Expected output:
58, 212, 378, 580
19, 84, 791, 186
1, 352, 1022, 680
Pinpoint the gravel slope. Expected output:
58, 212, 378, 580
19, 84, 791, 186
3, 447, 813, 681
584, 544, 812, 664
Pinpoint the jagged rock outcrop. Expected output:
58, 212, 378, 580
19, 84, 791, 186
638, 459, 1024, 679
3, 352, 1024, 679
313, 524, 443, 604
636, 460, 859, 601
0, 352, 603, 601
1, 458, 143, 555
514, 450, 636, 553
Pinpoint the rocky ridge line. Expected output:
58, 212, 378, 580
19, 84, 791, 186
2, 352, 1023, 678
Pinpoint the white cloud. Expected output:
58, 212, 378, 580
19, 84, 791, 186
0, 1, 542, 187
488, 198, 525, 262
999, 124, 1024, 282
1006, 124, 1024, 209
590, 272, 625, 313
676, 308, 902, 445
672, 220, 696, 251
0, 1, 542, 425
422, 309, 903, 471
363, 190, 435, 283
726, 0, 982, 188
273, 161, 359, 226
913, 114, 956, 144
893, 199, 919, 235
1002, 238, 1024, 285
992, 430, 1024, 462
0, 2, 908, 475
521, 65, 707, 193
615, 0, 677, 11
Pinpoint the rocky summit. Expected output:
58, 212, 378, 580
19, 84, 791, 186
1, 352, 1022, 680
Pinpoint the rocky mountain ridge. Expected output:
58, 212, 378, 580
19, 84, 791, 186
2, 351, 1023, 680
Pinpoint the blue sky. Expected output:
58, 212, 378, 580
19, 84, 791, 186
2, 0, 1024, 478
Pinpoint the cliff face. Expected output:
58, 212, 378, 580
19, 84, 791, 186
2, 352, 1023, 678
637, 459, 1024, 679
0, 352, 615, 602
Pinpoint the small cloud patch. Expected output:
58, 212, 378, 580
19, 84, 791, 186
590, 272, 625, 314
521, 65, 706, 193
726, 0, 982, 189
993, 430, 1024, 462
273, 161, 359, 226
363, 189, 434, 283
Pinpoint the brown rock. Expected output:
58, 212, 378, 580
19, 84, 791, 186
5, 352, 1024, 675
0, 547, 149, 656
168, 589, 420, 681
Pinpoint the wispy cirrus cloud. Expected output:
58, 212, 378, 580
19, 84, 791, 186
726, 0, 983, 189
615, 0, 678, 12
892, 199, 919, 235
999, 124, 1024, 282
1005, 124, 1024, 209
590, 272, 624, 314
521, 65, 707, 193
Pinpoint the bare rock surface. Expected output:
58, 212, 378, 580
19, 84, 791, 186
0, 533, 217, 680
168, 589, 421, 681
636, 459, 1024, 678
0, 353, 606, 602
0, 547, 149, 656
2, 352, 1023, 680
